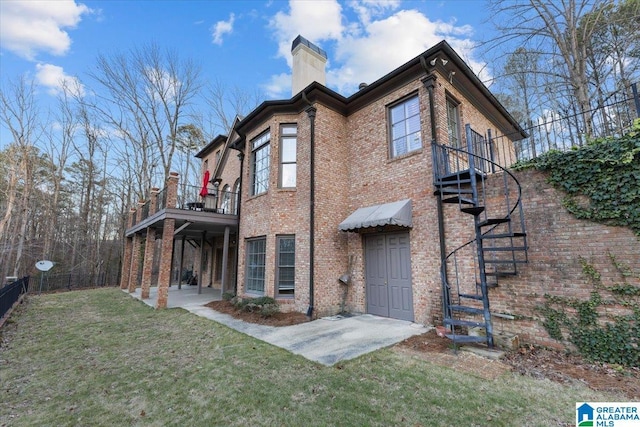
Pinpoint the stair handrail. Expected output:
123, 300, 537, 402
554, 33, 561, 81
433, 141, 526, 313
432, 141, 524, 251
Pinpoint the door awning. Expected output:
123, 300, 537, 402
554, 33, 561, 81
338, 199, 412, 232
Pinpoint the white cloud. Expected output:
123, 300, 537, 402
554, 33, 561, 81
269, 0, 343, 66
261, 73, 291, 99
211, 13, 235, 45
266, 1, 484, 97
347, 0, 400, 26
143, 66, 181, 102
0, 0, 91, 60
35, 63, 85, 97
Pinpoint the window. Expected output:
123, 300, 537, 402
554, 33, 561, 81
246, 237, 266, 294
280, 124, 297, 187
389, 95, 421, 157
251, 130, 270, 195
232, 179, 240, 214
220, 184, 231, 214
276, 235, 295, 297
447, 97, 461, 148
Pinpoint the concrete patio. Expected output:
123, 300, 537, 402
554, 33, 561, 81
124, 286, 429, 366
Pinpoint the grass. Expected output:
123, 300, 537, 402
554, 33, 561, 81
0, 288, 625, 426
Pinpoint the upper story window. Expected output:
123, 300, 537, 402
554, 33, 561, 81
220, 184, 231, 214
446, 97, 461, 148
389, 95, 421, 158
232, 179, 240, 215
280, 124, 297, 188
251, 130, 270, 196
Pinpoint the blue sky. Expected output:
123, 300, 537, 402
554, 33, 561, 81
0, 0, 494, 143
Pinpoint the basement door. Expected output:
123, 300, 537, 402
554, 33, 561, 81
365, 232, 414, 321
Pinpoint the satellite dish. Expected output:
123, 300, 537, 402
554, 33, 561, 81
35, 260, 54, 272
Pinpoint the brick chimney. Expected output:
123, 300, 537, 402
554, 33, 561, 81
291, 35, 327, 96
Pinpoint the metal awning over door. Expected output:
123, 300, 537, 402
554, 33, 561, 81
338, 199, 412, 232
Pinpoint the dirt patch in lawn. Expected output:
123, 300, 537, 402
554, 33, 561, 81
396, 330, 640, 400
203, 301, 640, 400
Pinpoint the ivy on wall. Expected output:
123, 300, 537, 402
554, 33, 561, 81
513, 119, 640, 236
537, 255, 639, 367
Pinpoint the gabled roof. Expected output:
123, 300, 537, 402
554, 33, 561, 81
233, 40, 526, 148
212, 115, 244, 183
195, 134, 227, 159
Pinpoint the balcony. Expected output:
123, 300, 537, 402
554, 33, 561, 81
125, 173, 238, 239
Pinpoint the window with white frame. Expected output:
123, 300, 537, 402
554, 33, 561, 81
389, 95, 421, 158
280, 124, 297, 187
220, 184, 231, 214
245, 237, 266, 294
276, 235, 295, 297
251, 130, 270, 195
232, 179, 240, 214
446, 97, 461, 148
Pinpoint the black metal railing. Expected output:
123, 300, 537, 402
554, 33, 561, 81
1, 276, 29, 319
34, 272, 115, 293
507, 82, 640, 162
177, 185, 238, 215
156, 186, 168, 211
432, 125, 496, 181
140, 200, 151, 221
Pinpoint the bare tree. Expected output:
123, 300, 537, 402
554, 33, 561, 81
486, 0, 610, 137
88, 43, 203, 201
38, 83, 78, 261
202, 78, 262, 139
0, 75, 44, 278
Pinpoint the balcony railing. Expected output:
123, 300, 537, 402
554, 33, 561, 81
177, 184, 238, 215
128, 182, 238, 229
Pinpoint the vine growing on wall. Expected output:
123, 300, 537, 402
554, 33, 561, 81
537, 255, 639, 367
513, 119, 640, 235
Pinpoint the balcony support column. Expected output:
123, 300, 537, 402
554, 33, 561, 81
156, 219, 175, 308
221, 226, 230, 294
141, 227, 156, 299
120, 206, 137, 291
128, 233, 142, 293
154, 172, 180, 308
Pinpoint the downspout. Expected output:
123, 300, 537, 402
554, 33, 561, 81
302, 91, 316, 318
234, 151, 244, 296
230, 139, 245, 296
422, 69, 450, 320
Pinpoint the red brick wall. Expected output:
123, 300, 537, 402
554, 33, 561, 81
465, 169, 640, 348
232, 68, 524, 321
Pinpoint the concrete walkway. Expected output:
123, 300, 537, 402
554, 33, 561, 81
125, 286, 429, 366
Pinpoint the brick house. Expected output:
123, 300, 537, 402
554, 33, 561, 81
121, 37, 529, 345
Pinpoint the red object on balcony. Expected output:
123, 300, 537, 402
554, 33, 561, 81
199, 170, 210, 197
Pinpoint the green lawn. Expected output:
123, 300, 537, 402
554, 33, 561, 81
0, 288, 623, 426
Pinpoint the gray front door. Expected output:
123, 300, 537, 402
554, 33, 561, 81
365, 233, 414, 321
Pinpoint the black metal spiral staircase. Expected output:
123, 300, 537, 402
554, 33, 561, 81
432, 125, 528, 348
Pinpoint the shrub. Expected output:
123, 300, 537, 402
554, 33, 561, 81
512, 123, 640, 235
231, 296, 280, 318
260, 303, 280, 318
222, 291, 235, 301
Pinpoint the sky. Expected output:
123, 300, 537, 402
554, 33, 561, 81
0, 0, 495, 144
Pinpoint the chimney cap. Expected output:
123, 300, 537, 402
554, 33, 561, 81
291, 35, 327, 59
